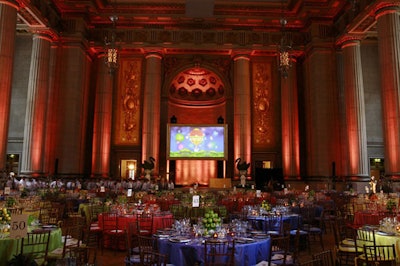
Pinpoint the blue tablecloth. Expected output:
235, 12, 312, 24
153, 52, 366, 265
158, 237, 271, 266
290, 205, 324, 217
247, 214, 301, 232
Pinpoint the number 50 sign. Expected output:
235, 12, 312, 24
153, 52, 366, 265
10, 214, 28, 239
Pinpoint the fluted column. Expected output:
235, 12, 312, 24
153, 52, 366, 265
341, 39, 369, 180
20, 33, 52, 176
0, 1, 18, 170
376, 5, 400, 179
233, 55, 252, 174
281, 60, 300, 179
91, 56, 113, 177
142, 53, 162, 173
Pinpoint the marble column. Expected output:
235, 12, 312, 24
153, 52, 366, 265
303, 42, 341, 178
142, 53, 162, 173
281, 60, 300, 179
20, 33, 52, 176
376, 5, 400, 179
341, 38, 369, 180
54, 33, 91, 175
91, 55, 113, 177
233, 55, 252, 174
0, 1, 18, 169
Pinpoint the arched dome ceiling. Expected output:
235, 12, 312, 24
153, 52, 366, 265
169, 67, 225, 105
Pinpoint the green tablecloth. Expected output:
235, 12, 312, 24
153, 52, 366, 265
0, 227, 62, 266
78, 203, 109, 225
78, 203, 92, 225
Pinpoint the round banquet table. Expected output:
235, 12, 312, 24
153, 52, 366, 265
0, 227, 62, 266
158, 236, 271, 266
355, 229, 400, 265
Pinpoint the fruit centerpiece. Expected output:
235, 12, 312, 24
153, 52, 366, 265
203, 209, 221, 234
261, 200, 271, 211
0, 208, 11, 233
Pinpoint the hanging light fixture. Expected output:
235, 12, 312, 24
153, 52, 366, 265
104, 9, 119, 74
278, 2, 292, 78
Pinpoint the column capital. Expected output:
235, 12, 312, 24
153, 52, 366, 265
31, 29, 58, 42
374, 2, 400, 20
335, 34, 362, 49
0, 0, 19, 10
232, 54, 250, 61
145, 52, 163, 60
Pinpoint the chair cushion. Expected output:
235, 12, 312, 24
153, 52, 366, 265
338, 244, 356, 253
125, 254, 141, 264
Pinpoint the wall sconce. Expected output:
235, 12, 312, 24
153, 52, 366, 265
217, 116, 224, 124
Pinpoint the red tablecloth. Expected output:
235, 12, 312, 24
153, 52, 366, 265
353, 211, 388, 227
98, 212, 173, 233
98, 212, 174, 249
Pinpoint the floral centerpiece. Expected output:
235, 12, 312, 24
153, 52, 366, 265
308, 189, 315, 200
386, 198, 397, 214
261, 200, 271, 211
6, 197, 16, 208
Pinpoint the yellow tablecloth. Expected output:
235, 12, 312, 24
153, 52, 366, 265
355, 230, 400, 265
374, 232, 400, 257
0, 227, 62, 266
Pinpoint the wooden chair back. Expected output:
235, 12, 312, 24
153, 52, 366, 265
204, 238, 235, 266
20, 230, 51, 265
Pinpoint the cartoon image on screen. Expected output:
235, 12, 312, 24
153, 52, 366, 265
167, 124, 227, 160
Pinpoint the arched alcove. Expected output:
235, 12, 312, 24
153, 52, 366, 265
167, 66, 228, 186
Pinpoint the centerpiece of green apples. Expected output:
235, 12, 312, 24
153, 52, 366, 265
203, 209, 221, 233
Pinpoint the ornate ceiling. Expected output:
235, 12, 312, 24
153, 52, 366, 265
13, 0, 390, 55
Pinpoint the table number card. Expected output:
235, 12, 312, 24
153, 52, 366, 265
127, 189, 132, 197
4, 187, 10, 195
192, 195, 200, 207
10, 214, 28, 239
100, 186, 105, 192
